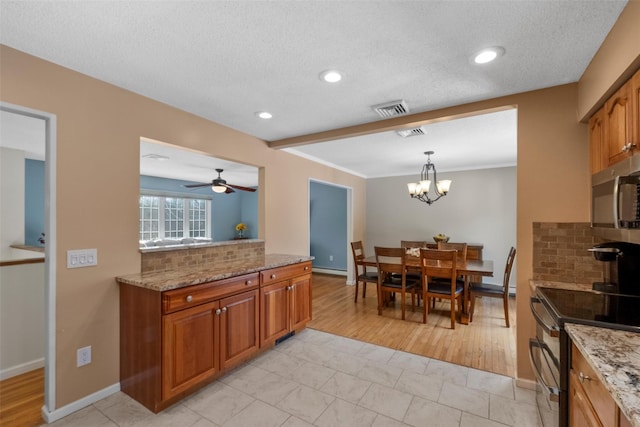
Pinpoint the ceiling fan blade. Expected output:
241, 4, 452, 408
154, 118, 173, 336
183, 182, 213, 188
225, 187, 235, 194
227, 183, 257, 192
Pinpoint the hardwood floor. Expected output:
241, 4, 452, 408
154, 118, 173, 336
308, 273, 517, 378
0, 368, 44, 427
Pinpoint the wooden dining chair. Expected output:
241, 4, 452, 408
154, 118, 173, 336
420, 248, 462, 329
437, 242, 468, 263
400, 240, 427, 287
469, 246, 516, 327
375, 246, 418, 320
350, 241, 378, 303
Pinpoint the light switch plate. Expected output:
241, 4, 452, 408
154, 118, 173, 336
67, 249, 98, 268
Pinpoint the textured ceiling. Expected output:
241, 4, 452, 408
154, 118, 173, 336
0, 1, 627, 180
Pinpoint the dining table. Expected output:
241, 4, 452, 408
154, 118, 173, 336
362, 254, 494, 324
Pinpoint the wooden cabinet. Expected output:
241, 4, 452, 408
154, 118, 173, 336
161, 288, 259, 401
121, 272, 260, 412
604, 80, 635, 166
260, 261, 312, 347
569, 342, 633, 427
162, 301, 219, 400
591, 69, 640, 172
589, 68, 640, 172
589, 108, 606, 174
119, 260, 312, 413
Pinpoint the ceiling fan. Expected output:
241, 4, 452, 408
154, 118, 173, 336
184, 168, 257, 194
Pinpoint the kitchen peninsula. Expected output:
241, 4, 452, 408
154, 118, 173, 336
116, 239, 313, 413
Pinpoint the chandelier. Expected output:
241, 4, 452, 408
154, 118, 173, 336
406, 151, 452, 205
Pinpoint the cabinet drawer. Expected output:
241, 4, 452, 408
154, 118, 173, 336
571, 343, 616, 427
162, 273, 259, 314
261, 261, 312, 285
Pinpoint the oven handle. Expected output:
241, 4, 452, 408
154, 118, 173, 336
530, 296, 559, 337
529, 338, 560, 402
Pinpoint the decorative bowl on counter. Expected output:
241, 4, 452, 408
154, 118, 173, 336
433, 235, 450, 243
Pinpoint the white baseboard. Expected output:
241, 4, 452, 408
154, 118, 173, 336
42, 382, 120, 423
312, 268, 347, 276
515, 377, 537, 390
0, 358, 45, 381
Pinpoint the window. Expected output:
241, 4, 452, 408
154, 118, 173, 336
139, 194, 211, 241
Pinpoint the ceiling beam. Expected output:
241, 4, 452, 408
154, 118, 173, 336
267, 105, 515, 149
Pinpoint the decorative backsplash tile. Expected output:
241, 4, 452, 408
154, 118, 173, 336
141, 240, 265, 273
532, 222, 605, 284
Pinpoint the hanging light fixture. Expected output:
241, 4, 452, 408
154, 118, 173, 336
407, 151, 452, 205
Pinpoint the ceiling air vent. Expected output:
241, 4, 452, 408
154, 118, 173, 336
372, 100, 409, 118
396, 127, 425, 138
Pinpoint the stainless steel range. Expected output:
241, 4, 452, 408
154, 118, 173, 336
530, 241, 640, 426
531, 287, 640, 427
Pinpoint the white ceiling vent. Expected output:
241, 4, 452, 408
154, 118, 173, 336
396, 127, 425, 138
372, 100, 409, 118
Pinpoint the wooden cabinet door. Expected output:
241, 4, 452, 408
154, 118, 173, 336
260, 280, 290, 347
162, 301, 219, 400
290, 274, 312, 331
589, 108, 606, 174
632, 69, 640, 154
605, 81, 633, 166
569, 370, 602, 427
219, 289, 259, 370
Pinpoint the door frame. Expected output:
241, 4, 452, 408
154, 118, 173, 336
1, 102, 57, 415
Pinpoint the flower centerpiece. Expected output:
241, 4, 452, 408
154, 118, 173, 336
235, 223, 247, 238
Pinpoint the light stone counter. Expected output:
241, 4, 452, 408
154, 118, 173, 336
116, 253, 313, 291
565, 323, 640, 427
529, 279, 593, 293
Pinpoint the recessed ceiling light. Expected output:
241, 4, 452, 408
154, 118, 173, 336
256, 111, 273, 119
319, 70, 343, 83
142, 153, 170, 161
473, 46, 505, 64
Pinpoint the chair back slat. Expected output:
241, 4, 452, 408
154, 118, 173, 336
374, 246, 406, 276
437, 242, 468, 263
401, 240, 428, 249
419, 248, 457, 283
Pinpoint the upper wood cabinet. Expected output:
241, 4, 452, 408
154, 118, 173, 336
605, 80, 635, 166
589, 108, 606, 174
590, 68, 640, 173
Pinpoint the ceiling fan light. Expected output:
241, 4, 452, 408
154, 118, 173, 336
212, 185, 227, 193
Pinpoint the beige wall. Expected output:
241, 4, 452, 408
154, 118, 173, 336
1, 0, 637, 405
0, 45, 366, 408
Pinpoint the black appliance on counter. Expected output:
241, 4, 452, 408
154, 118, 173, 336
530, 241, 640, 427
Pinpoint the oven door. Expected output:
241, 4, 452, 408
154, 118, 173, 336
530, 297, 561, 427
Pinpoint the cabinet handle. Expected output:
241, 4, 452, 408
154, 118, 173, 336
185, 295, 193, 303
304, 266, 309, 270
222, 307, 227, 313
579, 372, 592, 382
271, 274, 276, 279
215, 309, 221, 315
246, 280, 252, 286
287, 285, 293, 291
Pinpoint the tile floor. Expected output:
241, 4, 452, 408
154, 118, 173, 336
45, 329, 541, 427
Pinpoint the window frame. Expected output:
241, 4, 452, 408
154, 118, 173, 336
139, 190, 212, 241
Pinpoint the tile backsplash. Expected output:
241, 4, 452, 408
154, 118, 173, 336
532, 222, 605, 284
141, 240, 265, 273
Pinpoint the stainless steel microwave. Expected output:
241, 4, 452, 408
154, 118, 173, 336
592, 154, 640, 229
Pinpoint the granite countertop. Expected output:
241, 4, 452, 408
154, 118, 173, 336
116, 253, 313, 291
529, 279, 593, 293
565, 323, 640, 427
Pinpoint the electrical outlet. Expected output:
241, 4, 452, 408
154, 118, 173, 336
329, 255, 333, 261
77, 346, 91, 367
